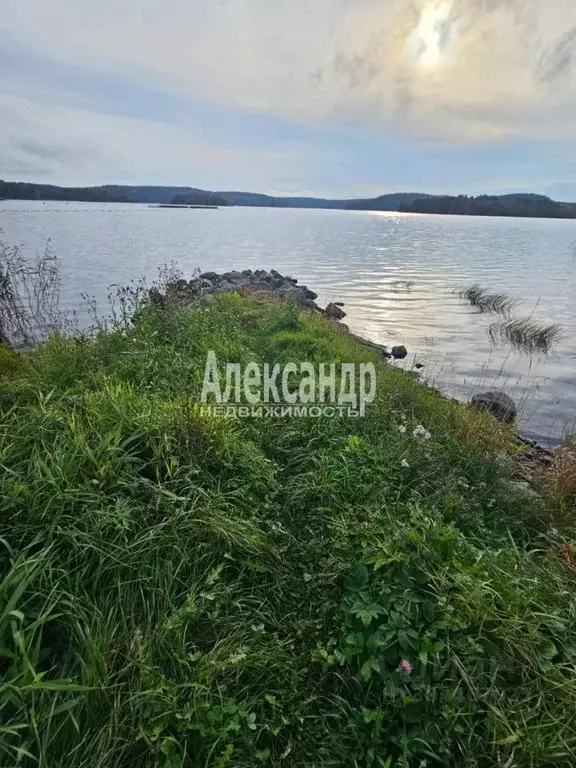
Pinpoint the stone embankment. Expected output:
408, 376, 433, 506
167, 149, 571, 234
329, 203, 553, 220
153, 269, 409, 360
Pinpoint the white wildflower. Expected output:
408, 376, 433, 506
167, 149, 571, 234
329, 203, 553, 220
401, 459, 410, 468
398, 425, 407, 434
413, 425, 431, 440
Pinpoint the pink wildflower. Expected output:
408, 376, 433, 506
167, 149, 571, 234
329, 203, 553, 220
479, 481, 487, 489
399, 659, 413, 675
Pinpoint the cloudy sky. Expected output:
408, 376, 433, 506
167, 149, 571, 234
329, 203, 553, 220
1, 0, 576, 198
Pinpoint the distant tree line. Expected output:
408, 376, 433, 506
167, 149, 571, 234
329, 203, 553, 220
3, 180, 575, 218
170, 192, 232, 206
0, 180, 131, 203
399, 194, 576, 219
346, 193, 433, 211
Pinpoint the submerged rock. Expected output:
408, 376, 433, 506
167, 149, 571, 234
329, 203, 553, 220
471, 391, 517, 424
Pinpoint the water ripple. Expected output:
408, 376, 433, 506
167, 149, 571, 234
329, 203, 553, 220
2, 201, 576, 446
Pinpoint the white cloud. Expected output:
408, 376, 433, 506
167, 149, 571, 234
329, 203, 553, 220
2, 0, 576, 143
0, 90, 302, 187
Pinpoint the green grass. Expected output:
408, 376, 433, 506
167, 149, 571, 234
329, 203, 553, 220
1, 291, 576, 767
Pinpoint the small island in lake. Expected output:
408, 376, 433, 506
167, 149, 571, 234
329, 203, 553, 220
153, 191, 233, 209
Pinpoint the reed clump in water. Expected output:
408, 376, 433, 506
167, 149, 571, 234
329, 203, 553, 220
457, 284, 517, 315
457, 283, 561, 355
489, 318, 562, 354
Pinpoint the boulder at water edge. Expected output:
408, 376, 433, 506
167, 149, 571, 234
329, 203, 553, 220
470, 391, 517, 424
325, 303, 347, 320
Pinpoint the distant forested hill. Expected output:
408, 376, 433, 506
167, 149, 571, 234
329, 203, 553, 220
217, 191, 354, 208
218, 191, 428, 209
0, 180, 131, 203
2, 181, 575, 218
399, 193, 576, 219
0, 182, 427, 210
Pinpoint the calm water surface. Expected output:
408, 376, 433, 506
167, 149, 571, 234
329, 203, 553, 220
2, 200, 576, 446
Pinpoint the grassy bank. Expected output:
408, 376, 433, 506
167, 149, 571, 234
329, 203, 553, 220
1, 289, 576, 767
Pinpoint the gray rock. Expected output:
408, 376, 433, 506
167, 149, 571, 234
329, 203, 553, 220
329, 319, 350, 332
391, 345, 408, 360
278, 285, 305, 299
251, 282, 274, 292
242, 269, 253, 276
301, 299, 323, 312
200, 271, 219, 281
334, 301, 345, 307
325, 303, 347, 320
285, 276, 298, 284
471, 391, 517, 424
221, 271, 246, 283
226, 274, 252, 287
304, 288, 319, 300
214, 280, 238, 293
189, 278, 212, 292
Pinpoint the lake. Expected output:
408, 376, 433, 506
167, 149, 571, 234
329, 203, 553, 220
2, 199, 576, 446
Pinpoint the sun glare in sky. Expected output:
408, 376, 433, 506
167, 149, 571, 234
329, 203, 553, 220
408, 0, 456, 71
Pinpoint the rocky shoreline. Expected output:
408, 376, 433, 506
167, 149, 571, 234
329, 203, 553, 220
153, 268, 408, 360
153, 268, 559, 492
